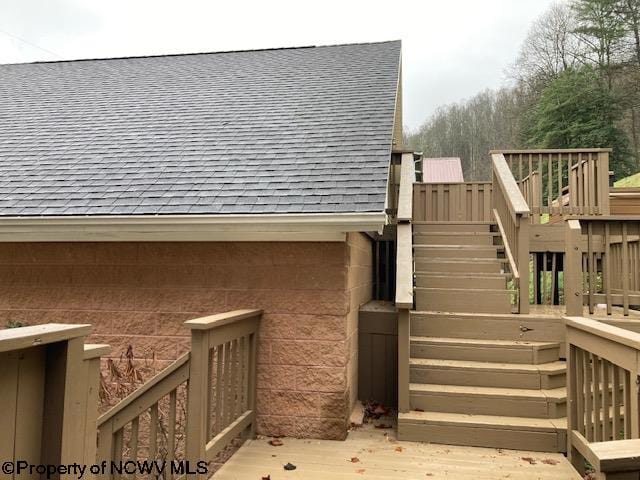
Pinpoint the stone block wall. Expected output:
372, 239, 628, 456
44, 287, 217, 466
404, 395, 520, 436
0, 234, 373, 440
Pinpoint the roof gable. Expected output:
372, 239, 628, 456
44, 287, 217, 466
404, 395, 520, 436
0, 41, 400, 216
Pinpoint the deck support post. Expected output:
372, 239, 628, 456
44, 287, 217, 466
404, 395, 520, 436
565, 220, 583, 317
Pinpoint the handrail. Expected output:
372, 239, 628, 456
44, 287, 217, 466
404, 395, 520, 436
565, 217, 640, 316
492, 154, 531, 216
492, 208, 519, 280
395, 152, 415, 308
96, 309, 262, 479
565, 316, 640, 478
395, 152, 415, 414
492, 153, 530, 313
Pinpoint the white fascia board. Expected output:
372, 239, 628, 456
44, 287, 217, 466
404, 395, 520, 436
0, 212, 387, 242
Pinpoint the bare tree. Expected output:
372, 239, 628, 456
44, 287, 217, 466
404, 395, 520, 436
510, 2, 583, 88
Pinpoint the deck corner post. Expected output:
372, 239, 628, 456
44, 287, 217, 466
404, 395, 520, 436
397, 308, 410, 413
517, 215, 530, 314
185, 327, 209, 478
565, 219, 583, 317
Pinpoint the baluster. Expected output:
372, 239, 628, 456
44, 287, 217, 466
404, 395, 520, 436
576, 348, 585, 436
215, 344, 224, 436
613, 366, 622, 440
223, 341, 232, 428
602, 360, 612, 441
622, 223, 630, 315
149, 403, 159, 460
605, 223, 612, 315
592, 355, 602, 441
624, 369, 632, 438
587, 223, 595, 314
114, 428, 124, 480
584, 352, 593, 441
167, 389, 177, 480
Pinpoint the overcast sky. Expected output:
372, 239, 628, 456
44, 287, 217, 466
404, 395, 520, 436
0, 0, 557, 130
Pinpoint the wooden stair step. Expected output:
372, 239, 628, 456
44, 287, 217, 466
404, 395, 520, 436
409, 312, 565, 353
414, 233, 498, 246
415, 259, 506, 274
410, 358, 566, 389
409, 383, 567, 419
414, 245, 504, 259
410, 336, 561, 364
397, 411, 567, 452
415, 274, 508, 290
414, 287, 512, 314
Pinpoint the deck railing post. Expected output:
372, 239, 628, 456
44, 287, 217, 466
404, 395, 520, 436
565, 219, 583, 316
598, 151, 610, 215
517, 215, 530, 314
185, 328, 209, 478
397, 309, 410, 413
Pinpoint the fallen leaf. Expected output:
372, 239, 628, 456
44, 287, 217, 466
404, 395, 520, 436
350, 457, 360, 463
541, 458, 559, 465
521, 457, 537, 465
395, 446, 403, 452
375, 423, 393, 429
268, 439, 283, 447
261, 476, 271, 480
356, 469, 366, 474
426, 474, 434, 477
283, 463, 296, 471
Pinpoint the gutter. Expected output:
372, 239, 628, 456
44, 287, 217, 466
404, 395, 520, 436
0, 212, 388, 242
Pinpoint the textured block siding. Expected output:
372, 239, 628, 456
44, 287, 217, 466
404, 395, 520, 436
0, 237, 373, 440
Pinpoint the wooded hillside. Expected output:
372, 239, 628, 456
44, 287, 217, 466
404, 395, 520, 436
406, 0, 640, 181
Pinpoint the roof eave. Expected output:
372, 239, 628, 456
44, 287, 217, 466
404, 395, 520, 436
0, 212, 387, 242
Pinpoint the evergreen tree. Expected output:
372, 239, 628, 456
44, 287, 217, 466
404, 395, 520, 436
524, 65, 633, 178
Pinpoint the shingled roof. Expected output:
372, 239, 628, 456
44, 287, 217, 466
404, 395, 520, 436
0, 41, 400, 217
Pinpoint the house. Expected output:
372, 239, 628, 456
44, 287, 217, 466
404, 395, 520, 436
2, 40, 640, 480
422, 157, 464, 183
0, 41, 402, 440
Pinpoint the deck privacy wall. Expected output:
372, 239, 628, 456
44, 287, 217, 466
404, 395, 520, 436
0, 233, 372, 440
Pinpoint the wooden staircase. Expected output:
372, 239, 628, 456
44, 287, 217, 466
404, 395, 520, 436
413, 222, 512, 314
398, 222, 568, 452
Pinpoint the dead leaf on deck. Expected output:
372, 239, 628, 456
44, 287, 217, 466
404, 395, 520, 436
541, 458, 559, 465
261, 476, 271, 480
426, 474, 434, 477
521, 457, 537, 465
350, 457, 360, 463
356, 469, 366, 474
395, 446, 403, 452
268, 439, 284, 447
283, 463, 296, 471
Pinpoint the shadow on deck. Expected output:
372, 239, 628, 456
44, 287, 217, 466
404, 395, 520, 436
212, 421, 580, 479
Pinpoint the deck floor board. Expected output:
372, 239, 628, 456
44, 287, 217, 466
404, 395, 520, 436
213, 423, 580, 479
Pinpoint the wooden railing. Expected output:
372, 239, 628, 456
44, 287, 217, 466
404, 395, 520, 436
492, 153, 531, 313
396, 152, 415, 413
96, 309, 261, 478
493, 149, 611, 222
566, 317, 640, 478
565, 218, 640, 316
413, 182, 493, 222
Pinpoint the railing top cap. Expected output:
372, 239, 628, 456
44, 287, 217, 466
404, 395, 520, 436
0, 323, 91, 353
184, 309, 263, 330
489, 148, 612, 154
564, 316, 640, 351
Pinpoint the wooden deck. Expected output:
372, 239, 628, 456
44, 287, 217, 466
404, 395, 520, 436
213, 423, 580, 479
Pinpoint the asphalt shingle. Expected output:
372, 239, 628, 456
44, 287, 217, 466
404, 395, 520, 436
0, 41, 400, 216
